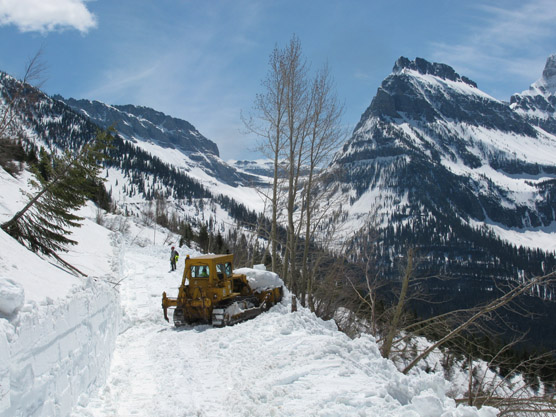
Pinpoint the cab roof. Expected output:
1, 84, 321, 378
186, 254, 234, 262
189, 253, 234, 260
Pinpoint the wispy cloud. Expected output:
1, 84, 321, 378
79, 0, 266, 159
84, 63, 161, 102
0, 0, 97, 33
431, 0, 556, 92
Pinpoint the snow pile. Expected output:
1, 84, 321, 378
0, 277, 119, 417
0, 278, 24, 315
235, 266, 285, 292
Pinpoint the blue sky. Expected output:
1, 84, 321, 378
1, 0, 555, 160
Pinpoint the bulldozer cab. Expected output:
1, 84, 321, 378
182, 254, 235, 287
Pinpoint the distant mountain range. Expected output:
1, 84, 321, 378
2, 54, 556, 348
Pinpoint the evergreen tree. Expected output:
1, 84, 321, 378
37, 148, 53, 181
214, 232, 225, 254
198, 224, 209, 253
1, 129, 112, 256
179, 222, 194, 248
0, 137, 26, 175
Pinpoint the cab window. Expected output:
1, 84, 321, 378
191, 265, 210, 278
216, 264, 225, 280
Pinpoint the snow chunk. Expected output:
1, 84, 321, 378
0, 277, 24, 315
234, 267, 284, 291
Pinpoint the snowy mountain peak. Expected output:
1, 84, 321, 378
514, 54, 556, 98
393, 56, 477, 88
534, 53, 556, 96
510, 54, 556, 133
355, 56, 526, 135
329, 54, 556, 322
542, 53, 556, 81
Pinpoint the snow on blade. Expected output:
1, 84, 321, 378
235, 266, 285, 291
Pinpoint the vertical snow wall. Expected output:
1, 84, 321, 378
0, 277, 120, 417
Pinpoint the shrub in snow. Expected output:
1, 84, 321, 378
0, 277, 24, 316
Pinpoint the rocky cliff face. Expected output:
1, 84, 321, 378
59, 97, 257, 187
60, 98, 220, 156
333, 56, 556, 231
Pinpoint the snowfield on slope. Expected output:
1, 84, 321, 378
71, 243, 496, 417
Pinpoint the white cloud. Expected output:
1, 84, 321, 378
0, 0, 97, 33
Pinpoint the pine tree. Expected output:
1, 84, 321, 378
198, 224, 209, 253
0, 137, 26, 175
179, 222, 194, 248
1, 129, 113, 257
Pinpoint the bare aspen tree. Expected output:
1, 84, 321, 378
281, 35, 309, 293
242, 45, 287, 273
0, 49, 45, 138
382, 248, 414, 359
455, 337, 556, 416
402, 271, 556, 374
342, 220, 384, 335
245, 35, 345, 304
300, 64, 345, 308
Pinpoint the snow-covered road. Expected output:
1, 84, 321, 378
70, 243, 496, 417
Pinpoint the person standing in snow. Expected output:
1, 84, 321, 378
170, 246, 179, 271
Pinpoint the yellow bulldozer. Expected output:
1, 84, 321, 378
162, 254, 283, 327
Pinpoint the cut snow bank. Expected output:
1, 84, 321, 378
0, 278, 24, 315
0, 168, 121, 417
0, 277, 119, 417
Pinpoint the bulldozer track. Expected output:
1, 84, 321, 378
212, 296, 260, 327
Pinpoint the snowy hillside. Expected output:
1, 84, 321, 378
0, 169, 119, 417
0, 73, 267, 242
0, 166, 497, 417
322, 56, 556, 351
326, 56, 556, 280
